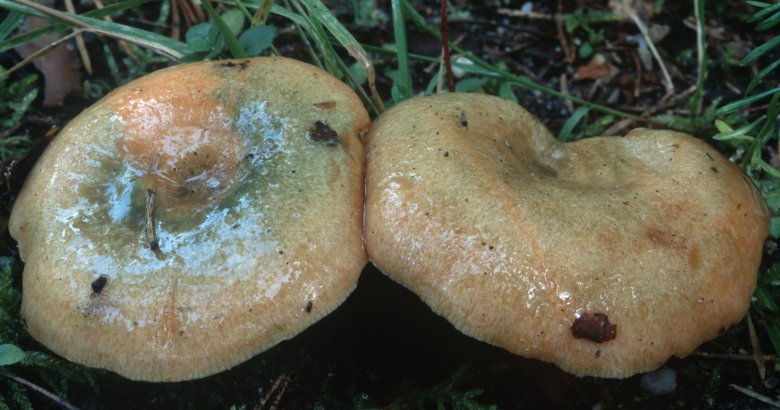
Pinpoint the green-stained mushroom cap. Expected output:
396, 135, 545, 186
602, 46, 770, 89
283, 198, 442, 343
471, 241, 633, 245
364, 93, 769, 378
10, 57, 370, 381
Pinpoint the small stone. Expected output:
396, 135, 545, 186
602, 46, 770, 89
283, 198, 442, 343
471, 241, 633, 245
640, 368, 677, 396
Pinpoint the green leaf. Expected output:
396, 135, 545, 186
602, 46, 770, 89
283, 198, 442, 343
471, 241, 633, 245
221, 9, 245, 36
455, 77, 487, 92
741, 34, 780, 66
578, 43, 593, 59
498, 82, 518, 103
238, 24, 277, 57
0, 344, 25, 366
185, 23, 214, 51
558, 107, 591, 141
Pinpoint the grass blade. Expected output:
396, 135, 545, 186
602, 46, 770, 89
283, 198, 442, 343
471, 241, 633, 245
296, 0, 384, 110
757, 10, 780, 30
201, 0, 246, 58
0, 0, 187, 58
747, 58, 780, 93
712, 116, 763, 142
0, 11, 23, 41
741, 34, 780, 66
390, 0, 412, 99
715, 86, 780, 114
558, 107, 590, 141
748, 2, 780, 23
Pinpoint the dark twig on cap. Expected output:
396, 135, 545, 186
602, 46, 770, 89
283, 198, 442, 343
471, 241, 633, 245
145, 189, 162, 258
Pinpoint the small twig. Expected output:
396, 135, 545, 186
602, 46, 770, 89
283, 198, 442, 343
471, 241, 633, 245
694, 0, 706, 114
63, 0, 92, 75
748, 313, 767, 382
92, 0, 135, 57
555, 2, 574, 64
559, 73, 573, 113
255, 372, 291, 410
170, 0, 181, 40
692, 350, 778, 362
144, 189, 161, 254
730, 384, 780, 408
14, 0, 92, 29
620, 0, 674, 95
0, 371, 80, 410
440, 0, 455, 92
496, 8, 554, 20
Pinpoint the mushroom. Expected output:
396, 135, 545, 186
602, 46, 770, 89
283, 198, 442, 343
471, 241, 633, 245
364, 93, 769, 378
9, 57, 369, 381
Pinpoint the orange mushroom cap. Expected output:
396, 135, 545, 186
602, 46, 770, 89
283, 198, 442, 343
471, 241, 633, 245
364, 93, 769, 378
10, 57, 369, 381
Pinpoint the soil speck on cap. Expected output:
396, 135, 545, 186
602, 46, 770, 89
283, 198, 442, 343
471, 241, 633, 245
220, 60, 249, 70
305, 301, 313, 313
91, 275, 108, 295
313, 101, 337, 110
308, 121, 340, 146
571, 312, 617, 343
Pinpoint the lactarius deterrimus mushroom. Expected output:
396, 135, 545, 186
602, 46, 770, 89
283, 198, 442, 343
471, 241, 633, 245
9, 57, 369, 381
364, 93, 769, 378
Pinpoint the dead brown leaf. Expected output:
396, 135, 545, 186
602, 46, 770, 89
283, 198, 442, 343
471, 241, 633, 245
14, 15, 81, 106
572, 54, 620, 83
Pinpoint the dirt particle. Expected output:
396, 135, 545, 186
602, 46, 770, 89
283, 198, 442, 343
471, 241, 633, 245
571, 312, 617, 343
313, 101, 337, 110
220, 60, 249, 69
308, 121, 340, 146
91, 275, 108, 294
305, 300, 313, 313
444, 151, 449, 157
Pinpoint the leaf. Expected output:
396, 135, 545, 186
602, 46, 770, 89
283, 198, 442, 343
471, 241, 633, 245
578, 42, 593, 59
221, 9, 245, 36
185, 23, 214, 51
498, 82, 518, 103
454, 77, 487, 92
0, 344, 25, 366
238, 25, 277, 57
